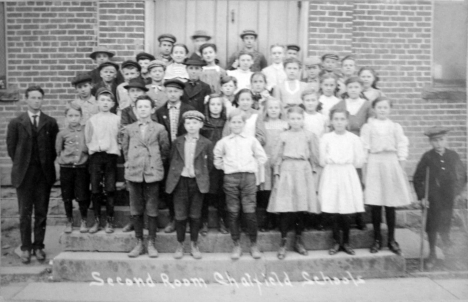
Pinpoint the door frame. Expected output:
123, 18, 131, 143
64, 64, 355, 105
144, 0, 309, 65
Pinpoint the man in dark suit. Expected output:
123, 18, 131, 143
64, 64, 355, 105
156, 79, 195, 233
6, 86, 59, 264
181, 58, 212, 114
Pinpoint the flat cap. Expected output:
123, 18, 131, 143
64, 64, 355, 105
183, 58, 206, 67
95, 87, 115, 101
182, 110, 205, 122
71, 72, 92, 86
158, 34, 177, 44
191, 30, 211, 40
287, 44, 300, 52
304, 56, 322, 66
147, 60, 167, 71
163, 79, 185, 90
124, 78, 149, 92
322, 53, 340, 61
136, 52, 156, 62
240, 29, 258, 39
89, 46, 115, 60
424, 126, 450, 138
121, 60, 141, 71
98, 61, 119, 71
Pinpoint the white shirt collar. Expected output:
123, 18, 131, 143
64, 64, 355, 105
28, 110, 41, 121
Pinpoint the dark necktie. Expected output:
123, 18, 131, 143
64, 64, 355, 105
32, 115, 38, 129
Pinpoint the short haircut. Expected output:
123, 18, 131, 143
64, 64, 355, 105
221, 75, 237, 87
65, 101, 83, 116
172, 43, 189, 54
122, 66, 139, 71
301, 89, 319, 100
320, 72, 339, 84
238, 51, 254, 60
341, 55, 356, 63
270, 44, 285, 51
344, 76, 364, 87
200, 43, 217, 54
97, 92, 114, 102
134, 95, 155, 108
250, 72, 267, 83
283, 57, 302, 69
372, 96, 392, 108
287, 105, 304, 116
25, 85, 45, 98
228, 108, 247, 122
329, 108, 349, 120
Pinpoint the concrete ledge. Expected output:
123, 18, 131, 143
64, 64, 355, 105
60, 226, 388, 253
52, 250, 405, 282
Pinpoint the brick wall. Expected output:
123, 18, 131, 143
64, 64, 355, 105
0, 1, 145, 161
0, 1, 466, 184
307, 1, 467, 172
1, 1, 98, 158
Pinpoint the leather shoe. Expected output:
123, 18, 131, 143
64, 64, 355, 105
21, 250, 31, 264
34, 249, 46, 262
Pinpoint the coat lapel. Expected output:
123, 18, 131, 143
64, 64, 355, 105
193, 138, 205, 159
20, 112, 32, 136
37, 112, 48, 132
176, 137, 185, 160
160, 106, 171, 133
186, 81, 202, 98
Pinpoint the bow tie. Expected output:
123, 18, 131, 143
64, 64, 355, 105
169, 105, 178, 110
188, 80, 197, 86
252, 94, 262, 101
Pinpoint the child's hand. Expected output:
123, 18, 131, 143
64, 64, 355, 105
260, 90, 270, 99
232, 59, 239, 69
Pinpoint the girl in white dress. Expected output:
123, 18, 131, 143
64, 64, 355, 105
318, 73, 341, 119
268, 106, 320, 260
227, 52, 254, 92
319, 108, 365, 256
361, 97, 411, 255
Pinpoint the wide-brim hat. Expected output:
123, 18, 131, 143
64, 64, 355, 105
164, 79, 185, 90
136, 52, 156, 62
424, 126, 450, 138
191, 30, 211, 40
240, 29, 258, 39
89, 46, 115, 60
121, 60, 141, 71
124, 78, 149, 92
98, 61, 119, 71
71, 72, 92, 86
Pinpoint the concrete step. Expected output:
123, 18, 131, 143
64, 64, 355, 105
72, 206, 374, 229
60, 225, 387, 253
52, 249, 405, 283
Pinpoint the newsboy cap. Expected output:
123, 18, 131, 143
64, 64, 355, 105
163, 79, 185, 90
121, 60, 142, 71
183, 110, 205, 122
240, 29, 258, 39
158, 34, 177, 44
124, 78, 149, 92
136, 52, 156, 62
147, 60, 167, 71
71, 72, 92, 86
89, 46, 115, 60
98, 61, 119, 71
287, 44, 300, 52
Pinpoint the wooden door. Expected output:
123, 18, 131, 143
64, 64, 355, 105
149, 0, 304, 68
